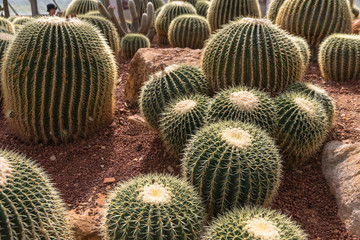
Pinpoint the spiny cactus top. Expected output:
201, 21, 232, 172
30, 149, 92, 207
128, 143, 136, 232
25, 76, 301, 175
207, 0, 261, 32
202, 18, 305, 95
275, 0, 353, 49
266, 0, 286, 21
65, 0, 98, 16
195, 0, 210, 17
120, 33, 151, 60
0, 149, 73, 239
12, 16, 35, 26
203, 206, 307, 239
169, 0, 198, 6
0, 17, 15, 34
103, 174, 205, 240
85, 10, 102, 17
2, 17, 117, 144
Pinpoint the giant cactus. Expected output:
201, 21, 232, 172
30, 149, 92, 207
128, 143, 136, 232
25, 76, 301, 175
202, 18, 305, 95
0, 17, 15, 34
0, 149, 73, 239
266, 0, 286, 21
1, 17, 117, 144
120, 33, 150, 59
65, 0, 98, 16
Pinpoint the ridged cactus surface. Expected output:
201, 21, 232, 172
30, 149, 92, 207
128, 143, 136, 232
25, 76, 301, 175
169, 0, 198, 6
319, 34, 360, 82
195, 0, 210, 17
266, 0, 286, 21
65, 0, 98, 16
12, 17, 35, 26
139, 64, 208, 130
275, 0, 353, 48
103, 174, 205, 240
290, 35, 311, 68
7, 16, 17, 22
202, 18, 305, 95
182, 121, 282, 217
168, 15, 210, 49
120, 33, 150, 59
0, 17, 15, 34
2, 17, 117, 144
0, 33, 13, 61
203, 206, 307, 240
207, 0, 261, 31
0, 149, 73, 239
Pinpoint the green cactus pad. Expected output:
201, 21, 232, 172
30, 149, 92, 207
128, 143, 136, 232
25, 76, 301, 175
65, 0, 98, 16
0, 17, 15, 34
120, 33, 150, 59
103, 174, 205, 240
266, 0, 286, 21
290, 35, 311, 68
195, 0, 210, 17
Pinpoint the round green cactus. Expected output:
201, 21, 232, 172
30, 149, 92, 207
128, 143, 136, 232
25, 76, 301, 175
203, 206, 307, 240
275, 91, 328, 167
0, 149, 73, 239
182, 121, 282, 217
168, 14, 210, 49
0, 33, 14, 99
318, 34, 360, 83
266, 0, 286, 21
202, 18, 305, 95
195, 0, 210, 17
207, 86, 278, 136
103, 174, 205, 240
141, 0, 165, 14
275, 0, 353, 49
65, 0, 98, 16
0, 17, 15, 34
207, 0, 261, 32
120, 33, 150, 59
169, 0, 198, 6
12, 16, 35, 26
290, 35, 311, 68
139, 64, 208, 130
2, 17, 117, 144
155, 2, 197, 44
79, 15, 120, 55
159, 94, 210, 155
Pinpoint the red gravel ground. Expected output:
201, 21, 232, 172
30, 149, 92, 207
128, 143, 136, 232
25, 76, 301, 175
0, 59, 359, 239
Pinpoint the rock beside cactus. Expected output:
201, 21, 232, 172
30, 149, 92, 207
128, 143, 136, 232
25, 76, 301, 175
65, 0, 98, 16
0, 17, 15, 34
120, 33, 150, 59
195, 0, 210, 17
290, 35, 311, 68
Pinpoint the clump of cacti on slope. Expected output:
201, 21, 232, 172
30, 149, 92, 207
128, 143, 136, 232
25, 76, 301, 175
103, 174, 205, 240
65, 0, 98, 16
182, 121, 282, 217
1, 17, 117, 144
168, 14, 210, 49
0, 149, 73, 239
195, 0, 210, 17
266, 0, 286, 21
202, 18, 305, 95
0, 17, 15, 34
120, 33, 150, 59
290, 35, 311, 68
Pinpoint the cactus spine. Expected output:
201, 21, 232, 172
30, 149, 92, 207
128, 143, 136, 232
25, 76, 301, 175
12, 17, 35, 26
0, 149, 73, 239
168, 15, 211, 49
195, 0, 210, 17
0, 33, 13, 100
169, 0, 198, 6
120, 33, 150, 59
266, 0, 286, 21
0, 17, 15, 34
2, 17, 117, 144
202, 18, 305, 95
65, 0, 98, 16
290, 35, 311, 68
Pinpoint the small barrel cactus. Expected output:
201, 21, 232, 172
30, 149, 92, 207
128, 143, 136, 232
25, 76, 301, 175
319, 34, 360, 82
290, 35, 311, 68
139, 64, 208, 130
0, 149, 73, 239
141, 0, 165, 14
2, 17, 117, 144
120, 33, 150, 59
85, 11, 102, 17
195, 0, 210, 17
266, 0, 286, 21
207, 86, 278, 136
203, 206, 307, 240
103, 174, 205, 240
155, 1, 197, 44
169, 0, 198, 6
168, 14, 211, 49
65, 0, 98, 16
202, 18, 305, 95
207, 0, 261, 32
182, 121, 282, 217
275, 0, 353, 49
12, 16, 35, 26
159, 94, 210, 155
0, 17, 15, 34
275, 91, 328, 167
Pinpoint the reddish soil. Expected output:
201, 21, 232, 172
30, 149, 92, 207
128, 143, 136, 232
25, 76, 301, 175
0, 59, 359, 239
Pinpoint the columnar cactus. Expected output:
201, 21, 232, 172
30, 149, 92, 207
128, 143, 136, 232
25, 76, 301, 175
290, 35, 311, 68
1, 17, 117, 144
275, 0, 353, 49
202, 18, 305, 95
207, 86, 278, 136
266, 0, 286, 21
65, 0, 98, 16
168, 15, 210, 49
155, 2, 197, 44
182, 121, 282, 217
139, 64, 208, 130
203, 206, 307, 240
319, 34, 360, 82
159, 94, 210, 155
140, 0, 165, 14
207, 0, 261, 32
103, 174, 205, 240
120, 33, 150, 59
0, 17, 15, 34
0, 149, 73, 239
195, 0, 210, 17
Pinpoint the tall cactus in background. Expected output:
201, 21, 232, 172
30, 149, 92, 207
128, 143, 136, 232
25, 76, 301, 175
1, 17, 117, 144
266, 0, 286, 21
0, 17, 15, 34
169, 0, 198, 6
0, 149, 73, 239
65, 0, 98, 16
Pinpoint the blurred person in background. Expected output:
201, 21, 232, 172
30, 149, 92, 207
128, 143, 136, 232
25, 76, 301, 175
47, 3, 62, 16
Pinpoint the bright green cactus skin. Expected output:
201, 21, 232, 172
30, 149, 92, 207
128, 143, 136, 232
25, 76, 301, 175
207, 86, 278, 136
169, 0, 198, 6
266, 0, 286, 21
155, 2, 197, 44
139, 64, 208, 130
79, 15, 120, 55
65, 0, 98, 16
275, 92, 328, 167
202, 18, 305, 95
203, 206, 307, 240
103, 174, 205, 240
182, 121, 282, 217
195, 0, 209, 17
12, 17, 35, 26
0, 17, 15, 34
159, 94, 210, 155
290, 35, 311, 68
1, 17, 117, 144
0, 149, 73, 239
168, 14, 210, 49
207, 0, 261, 32
120, 33, 150, 59
275, 0, 353, 49
319, 34, 360, 82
